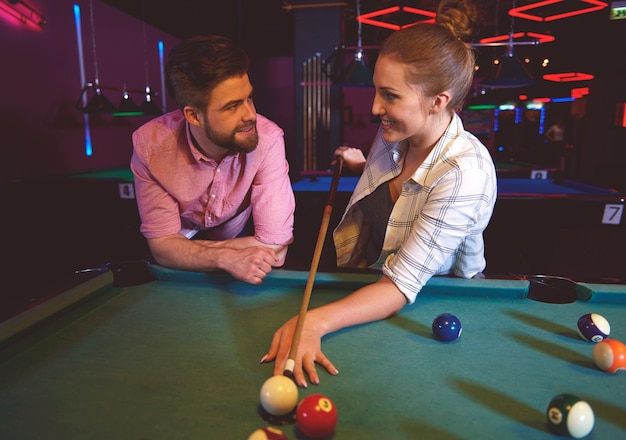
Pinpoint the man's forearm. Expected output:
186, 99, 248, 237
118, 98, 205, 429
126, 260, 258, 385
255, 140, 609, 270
148, 234, 230, 272
148, 234, 288, 270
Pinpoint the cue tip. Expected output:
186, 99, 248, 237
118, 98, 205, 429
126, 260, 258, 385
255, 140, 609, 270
282, 358, 296, 381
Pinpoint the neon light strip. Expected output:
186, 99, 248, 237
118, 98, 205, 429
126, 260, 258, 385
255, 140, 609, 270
526, 32, 555, 43
479, 31, 555, 45
572, 87, 590, 98
357, 6, 435, 30
158, 41, 166, 113
479, 32, 525, 44
358, 6, 401, 31
509, 0, 608, 22
494, 109, 499, 132
400, 6, 436, 24
543, 72, 595, 82
74, 4, 92, 156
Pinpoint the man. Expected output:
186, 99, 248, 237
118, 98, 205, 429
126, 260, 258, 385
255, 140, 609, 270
131, 35, 295, 285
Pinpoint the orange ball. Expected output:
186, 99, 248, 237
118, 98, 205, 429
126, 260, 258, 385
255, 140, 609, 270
592, 338, 626, 373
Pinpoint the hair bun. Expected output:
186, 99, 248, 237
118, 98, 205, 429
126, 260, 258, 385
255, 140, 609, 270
436, 0, 478, 42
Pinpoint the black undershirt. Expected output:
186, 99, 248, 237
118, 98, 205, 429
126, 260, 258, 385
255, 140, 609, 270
358, 182, 395, 266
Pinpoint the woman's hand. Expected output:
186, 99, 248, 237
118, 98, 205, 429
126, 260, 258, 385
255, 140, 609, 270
334, 146, 366, 174
260, 312, 339, 388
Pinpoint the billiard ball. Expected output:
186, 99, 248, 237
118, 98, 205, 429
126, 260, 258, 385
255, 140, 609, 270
546, 393, 594, 438
592, 338, 626, 373
577, 313, 610, 342
248, 426, 288, 440
259, 375, 299, 416
432, 313, 462, 342
296, 394, 338, 439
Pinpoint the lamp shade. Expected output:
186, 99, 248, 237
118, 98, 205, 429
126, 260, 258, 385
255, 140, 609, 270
340, 57, 373, 87
114, 93, 143, 117
140, 86, 163, 115
481, 54, 535, 89
83, 91, 116, 113
140, 98, 163, 115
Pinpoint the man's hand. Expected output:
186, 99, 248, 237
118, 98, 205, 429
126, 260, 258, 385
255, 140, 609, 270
220, 246, 278, 284
147, 234, 281, 284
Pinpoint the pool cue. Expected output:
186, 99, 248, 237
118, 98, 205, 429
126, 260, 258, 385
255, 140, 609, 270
283, 157, 344, 379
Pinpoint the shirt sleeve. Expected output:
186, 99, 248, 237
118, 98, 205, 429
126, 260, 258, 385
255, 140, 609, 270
249, 120, 295, 246
130, 129, 184, 239
383, 167, 495, 304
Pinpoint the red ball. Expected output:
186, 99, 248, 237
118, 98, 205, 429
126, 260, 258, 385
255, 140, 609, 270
592, 338, 626, 373
296, 394, 338, 439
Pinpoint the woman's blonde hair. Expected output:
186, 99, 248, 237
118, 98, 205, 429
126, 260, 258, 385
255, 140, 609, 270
378, 0, 478, 111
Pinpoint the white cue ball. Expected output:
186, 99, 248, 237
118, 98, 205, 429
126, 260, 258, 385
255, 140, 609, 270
259, 375, 298, 416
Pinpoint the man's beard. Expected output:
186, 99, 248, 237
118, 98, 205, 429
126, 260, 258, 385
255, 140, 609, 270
203, 117, 258, 154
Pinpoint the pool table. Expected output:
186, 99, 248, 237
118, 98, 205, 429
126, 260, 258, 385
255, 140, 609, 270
302, 159, 557, 180
1, 264, 625, 439
493, 160, 557, 179
290, 175, 626, 281
291, 175, 624, 200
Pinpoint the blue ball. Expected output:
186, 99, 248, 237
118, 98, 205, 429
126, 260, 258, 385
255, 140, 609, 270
432, 313, 462, 342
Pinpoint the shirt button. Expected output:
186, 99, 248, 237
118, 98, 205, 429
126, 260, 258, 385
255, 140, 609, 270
390, 218, 395, 223
210, 194, 216, 198
216, 168, 221, 173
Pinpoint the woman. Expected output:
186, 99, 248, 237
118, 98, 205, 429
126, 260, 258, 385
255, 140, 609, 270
261, 0, 497, 387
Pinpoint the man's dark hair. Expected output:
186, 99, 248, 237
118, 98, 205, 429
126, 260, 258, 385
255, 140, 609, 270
165, 34, 250, 110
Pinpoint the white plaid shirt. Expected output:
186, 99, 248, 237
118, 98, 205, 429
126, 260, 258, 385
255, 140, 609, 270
333, 113, 497, 303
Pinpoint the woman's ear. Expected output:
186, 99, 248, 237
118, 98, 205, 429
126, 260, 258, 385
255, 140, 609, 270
432, 92, 451, 114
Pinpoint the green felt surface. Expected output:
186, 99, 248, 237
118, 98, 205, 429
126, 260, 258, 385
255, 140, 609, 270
0, 266, 625, 439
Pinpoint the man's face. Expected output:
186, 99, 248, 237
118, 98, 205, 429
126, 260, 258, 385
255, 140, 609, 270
201, 73, 258, 153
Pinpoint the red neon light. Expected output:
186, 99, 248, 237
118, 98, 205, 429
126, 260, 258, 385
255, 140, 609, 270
525, 32, 556, 43
509, 0, 608, 22
480, 32, 525, 44
357, 6, 436, 31
402, 6, 436, 24
0, 0, 45, 30
618, 103, 626, 128
571, 87, 590, 98
543, 72, 595, 82
479, 31, 555, 45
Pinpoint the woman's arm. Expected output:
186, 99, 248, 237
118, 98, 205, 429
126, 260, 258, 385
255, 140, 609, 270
261, 275, 407, 387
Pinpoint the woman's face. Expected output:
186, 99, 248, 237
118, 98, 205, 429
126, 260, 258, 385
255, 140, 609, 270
371, 56, 432, 146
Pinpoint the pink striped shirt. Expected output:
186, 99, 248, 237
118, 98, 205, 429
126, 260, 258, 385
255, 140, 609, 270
131, 110, 295, 246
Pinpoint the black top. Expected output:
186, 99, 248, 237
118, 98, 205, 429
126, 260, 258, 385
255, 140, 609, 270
358, 182, 395, 266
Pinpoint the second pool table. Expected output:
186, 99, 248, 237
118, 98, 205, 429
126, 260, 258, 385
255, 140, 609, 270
289, 175, 626, 281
